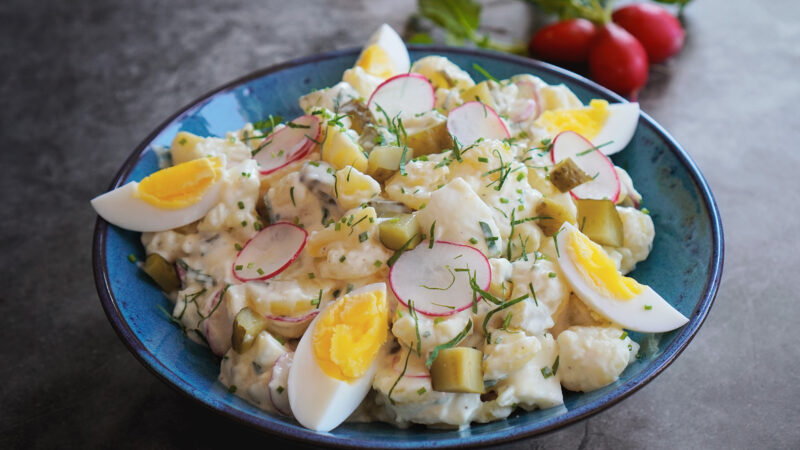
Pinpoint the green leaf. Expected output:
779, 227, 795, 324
407, 32, 435, 44
418, 0, 481, 40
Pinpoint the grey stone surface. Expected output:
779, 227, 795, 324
1, 0, 798, 448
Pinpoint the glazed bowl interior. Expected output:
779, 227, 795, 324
94, 46, 723, 448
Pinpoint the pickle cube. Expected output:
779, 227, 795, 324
536, 197, 577, 236
549, 157, 592, 193
142, 253, 181, 292
430, 347, 484, 394
402, 121, 453, 156
576, 199, 624, 247
378, 214, 421, 250
232, 307, 268, 354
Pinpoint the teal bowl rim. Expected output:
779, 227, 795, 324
92, 45, 724, 448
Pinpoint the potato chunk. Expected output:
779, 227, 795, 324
430, 347, 484, 394
170, 131, 205, 164
549, 157, 592, 193
321, 125, 367, 172
576, 199, 624, 247
536, 197, 577, 236
232, 307, 268, 353
378, 213, 421, 250
460, 81, 495, 109
142, 253, 181, 292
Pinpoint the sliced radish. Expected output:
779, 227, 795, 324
201, 287, 232, 356
268, 352, 293, 416
446, 101, 510, 146
367, 73, 434, 121
389, 240, 491, 317
253, 115, 321, 175
509, 99, 537, 123
551, 131, 620, 202
511, 77, 542, 122
232, 222, 307, 282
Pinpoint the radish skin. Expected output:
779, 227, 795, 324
446, 101, 510, 146
254, 115, 322, 175
551, 131, 620, 203
367, 73, 435, 121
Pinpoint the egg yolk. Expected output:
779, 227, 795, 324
312, 287, 388, 382
567, 229, 643, 300
356, 44, 395, 79
536, 99, 610, 140
136, 157, 222, 209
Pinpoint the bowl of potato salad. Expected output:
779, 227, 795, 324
92, 25, 723, 448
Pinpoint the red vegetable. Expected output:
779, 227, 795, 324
588, 23, 649, 98
612, 3, 685, 64
529, 18, 597, 63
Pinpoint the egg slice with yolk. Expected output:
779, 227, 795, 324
355, 24, 410, 79
535, 99, 640, 156
288, 283, 389, 432
555, 222, 688, 333
91, 156, 224, 232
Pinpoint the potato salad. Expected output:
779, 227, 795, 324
91, 24, 688, 432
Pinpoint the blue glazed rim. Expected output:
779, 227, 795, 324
92, 45, 724, 448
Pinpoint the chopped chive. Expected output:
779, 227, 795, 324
483, 294, 529, 344
478, 157, 489, 163
127, 254, 136, 263
276, 386, 285, 394
428, 220, 436, 249
548, 272, 557, 278
256, 268, 265, 276
644, 304, 653, 310
228, 385, 237, 393
246, 262, 254, 269
620, 331, 628, 340
241, 220, 247, 227
374, 260, 383, 267
235, 265, 243, 271
541, 366, 553, 379
339, 255, 347, 262
237, 201, 245, 210
358, 231, 369, 243
234, 243, 243, 251
289, 186, 296, 206
426, 319, 472, 367
417, 387, 427, 396
434, 317, 444, 325
307, 272, 316, 279
469, 237, 478, 245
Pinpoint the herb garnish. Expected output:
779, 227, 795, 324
483, 293, 529, 344
426, 319, 473, 367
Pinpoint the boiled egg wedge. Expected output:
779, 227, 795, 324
535, 99, 639, 156
288, 283, 389, 432
555, 222, 688, 333
91, 156, 224, 232
354, 24, 410, 79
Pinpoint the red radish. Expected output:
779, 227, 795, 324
511, 77, 542, 122
265, 309, 319, 323
232, 222, 307, 282
254, 115, 321, 175
588, 23, 649, 98
446, 101, 510, 146
268, 353, 293, 416
201, 287, 232, 356
529, 18, 597, 64
367, 73, 435, 121
551, 131, 620, 202
389, 240, 491, 317
613, 4, 684, 64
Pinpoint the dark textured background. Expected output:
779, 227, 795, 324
2, 0, 799, 448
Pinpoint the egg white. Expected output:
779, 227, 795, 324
593, 102, 640, 156
287, 283, 387, 432
91, 179, 222, 232
555, 223, 688, 333
364, 24, 410, 76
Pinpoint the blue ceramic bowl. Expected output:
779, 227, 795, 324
93, 46, 723, 448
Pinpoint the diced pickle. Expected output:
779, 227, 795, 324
367, 145, 412, 182
549, 157, 592, 193
378, 214, 421, 250
142, 253, 181, 292
430, 347, 484, 394
460, 81, 495, 109
576, 199, 624, 247
402, 121, 453, 156
232, 307, 268, 354
338, 99, 375, 135
536, 197, 577, 236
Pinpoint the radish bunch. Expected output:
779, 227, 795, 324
529, 2, 685, 98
